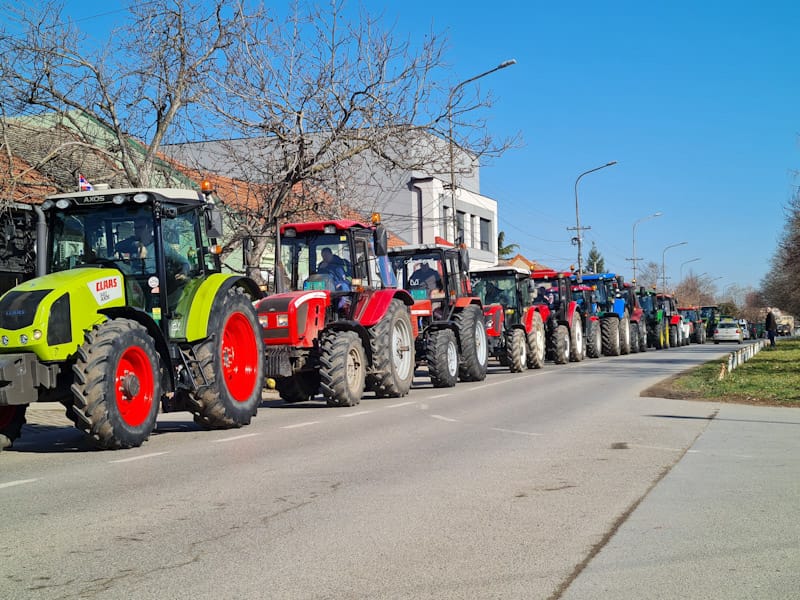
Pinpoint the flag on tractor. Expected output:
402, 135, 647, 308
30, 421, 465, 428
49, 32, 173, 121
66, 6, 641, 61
78, 174, 94, 191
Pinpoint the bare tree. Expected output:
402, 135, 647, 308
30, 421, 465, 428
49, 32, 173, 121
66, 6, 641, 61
635, 261, 661, 290
190, 0, 517, 283
674, 273, 717, 306
0, 0, 245, 193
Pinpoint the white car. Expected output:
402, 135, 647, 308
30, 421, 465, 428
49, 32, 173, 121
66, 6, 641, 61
713, 322, 743, 344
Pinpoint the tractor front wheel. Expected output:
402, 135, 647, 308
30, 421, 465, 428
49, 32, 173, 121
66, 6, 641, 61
0, 405, 27, 450
601, 317, 621, 356
507, 328, 527, 372
367, 299, 414, 398
526, 311, 546, 369
320, 330, 366, 406
630, 322, 640, 353
70, 319, 161, 449
669, 324, 678, 348
455, 305, 488, 382
276, 373, 320, 403
552, 324, 570, 365
427, 329, 459, 388
586, 319, 601, 358
619, 313, 631, 355
191, 288, 264, 429
569, 314, 584, 362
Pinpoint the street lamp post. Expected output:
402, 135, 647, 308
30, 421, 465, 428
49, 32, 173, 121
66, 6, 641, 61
447, 59, 516, 244
628, 211, 662, 283
679, 257, 701, 282
661, 241, 688, 293
569, 161, 618, 278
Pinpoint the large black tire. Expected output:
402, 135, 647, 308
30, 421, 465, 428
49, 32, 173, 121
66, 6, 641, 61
507, 328, 527, 372
455, 305, 488, 382
427, 328, 459, 388
585, 318, 601, 359
552, 324, 570, 364
629, 322, 640, 353
569, 314, 584, 362
0, 405, 27, 450
320, 330, 366, 406
669, 324, 678, 348
601, 317, 621, 356
70, 319, 161, 449
276, 374, 319, 403
638, 322, 648, 352
367, 299, 415, 397
656, 320, 667, 350
190, 288, 264, 429
526, 311, 546, 369
619, 313, 631, 355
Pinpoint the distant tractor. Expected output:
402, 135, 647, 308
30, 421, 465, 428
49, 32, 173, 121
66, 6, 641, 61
255, 216, 415, 407
577, 273, 631, 356
0, 184, 265, 451
700, 305, 721, 340
530, 269, 584, 364
389, 244, 487, 387
637, 287, 668, 349
679, 306, 706, 343
571, 283, 602, 359
657, 293, 685, 347
470, 265, 546, 372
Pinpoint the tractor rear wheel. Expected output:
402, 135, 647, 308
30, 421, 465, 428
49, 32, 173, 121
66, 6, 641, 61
507, 328, 527, 372
367, 299, 414, 398
638, 322, 648, 352
669, 324, 678, 348
320, 330, 366, 406
276, 374, 319, 403
455, 305, 488, 382
0, 405, 27, 450
655, 321, 666, 349
553, 324, 570, 364
526, 311, 546, 369
427, 329, 459, 387
586, 319, 601, 358
601, 317, 621, 356
630, 322, 640, 353
190, 288, 264, 429
569, 314, 584, 362
70, 319, 161, 449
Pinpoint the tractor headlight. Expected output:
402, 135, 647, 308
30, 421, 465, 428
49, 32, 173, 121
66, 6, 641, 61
258, 315, 269, 329
19, 334, 28, 344
1, 335, 8, 346
485, 317, 494, 329
276, 313, 289, 327
32, 329, 42, 340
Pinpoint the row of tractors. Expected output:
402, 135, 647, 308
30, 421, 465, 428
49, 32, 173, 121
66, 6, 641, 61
0, 186, 707, 452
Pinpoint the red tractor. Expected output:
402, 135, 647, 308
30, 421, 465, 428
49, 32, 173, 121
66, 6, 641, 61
570, 282, 603, 359
470, 265, 546, 372
254, 216, 415, 407
530, 270, 584, 364
388, 244, 488, 387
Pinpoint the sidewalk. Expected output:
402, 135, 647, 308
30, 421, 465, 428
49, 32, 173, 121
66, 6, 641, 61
563, 402, 800, 599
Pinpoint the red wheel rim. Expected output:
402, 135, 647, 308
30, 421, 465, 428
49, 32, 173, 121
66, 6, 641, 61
221, 311, 259, 402
115, 345, 155, 427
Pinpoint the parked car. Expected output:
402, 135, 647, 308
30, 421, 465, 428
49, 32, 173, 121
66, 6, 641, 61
713, 321, 743, 344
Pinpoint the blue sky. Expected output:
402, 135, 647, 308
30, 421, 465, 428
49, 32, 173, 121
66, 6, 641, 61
29, 1, 800, 295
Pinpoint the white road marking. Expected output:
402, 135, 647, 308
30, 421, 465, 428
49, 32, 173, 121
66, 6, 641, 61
429, 394, 450, 399
0, 478, 39, 489
212, 433, 260, 443
281, 421, 320, 429
338, 410, 373, 418
431, 414, 459, 422
386, 401, 416, 408
491, 427, 541, 436
631, 444, 683, 453
109, 452, 169, 463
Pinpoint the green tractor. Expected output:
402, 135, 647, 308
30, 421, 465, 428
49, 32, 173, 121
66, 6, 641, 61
0, 183, 265, 451
636, 287, 668, 349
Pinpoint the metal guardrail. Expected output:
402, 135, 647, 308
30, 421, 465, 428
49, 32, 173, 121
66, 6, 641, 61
718, 339, 768, 380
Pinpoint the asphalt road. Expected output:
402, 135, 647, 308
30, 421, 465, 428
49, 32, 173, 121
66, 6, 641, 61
1, 343, 794, 599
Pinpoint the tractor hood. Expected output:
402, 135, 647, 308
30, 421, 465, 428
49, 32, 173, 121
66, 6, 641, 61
0, 268, 127, 361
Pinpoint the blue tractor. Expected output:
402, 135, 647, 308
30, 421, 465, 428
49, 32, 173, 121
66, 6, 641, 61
574, 273, 632, 356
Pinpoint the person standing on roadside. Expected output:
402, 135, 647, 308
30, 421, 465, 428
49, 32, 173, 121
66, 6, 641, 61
765, 307, 777, 347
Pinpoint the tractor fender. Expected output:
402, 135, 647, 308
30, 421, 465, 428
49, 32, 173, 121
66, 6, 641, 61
352, 288, 412, 327
612, 297, 627, 319
629, 307, 643, 324
185, 274, 262, 342
669, 315, 682, 326
454, 296, 481, 310
100, 306, 175, 392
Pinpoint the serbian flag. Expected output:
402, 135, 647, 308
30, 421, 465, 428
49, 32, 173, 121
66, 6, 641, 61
78, 174, 94, 191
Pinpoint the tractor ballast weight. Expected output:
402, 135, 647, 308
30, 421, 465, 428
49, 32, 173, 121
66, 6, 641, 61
470, 266, 545, 372
530, 269, 584, 364
255, 217, 415, 407
0, 185, 265, 451
388, 244, 488, 387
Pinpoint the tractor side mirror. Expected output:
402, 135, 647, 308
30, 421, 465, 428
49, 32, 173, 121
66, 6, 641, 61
374, 223, 388, 256
206, 206, 223, 239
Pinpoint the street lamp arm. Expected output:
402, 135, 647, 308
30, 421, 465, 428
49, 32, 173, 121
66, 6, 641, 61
573, 160, 618, 275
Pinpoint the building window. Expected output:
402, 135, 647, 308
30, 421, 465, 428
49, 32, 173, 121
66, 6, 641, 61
479, 218, 492, 251
470, 215, 478, 248
456, 211, 465, 244
441, 204, 450, 239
